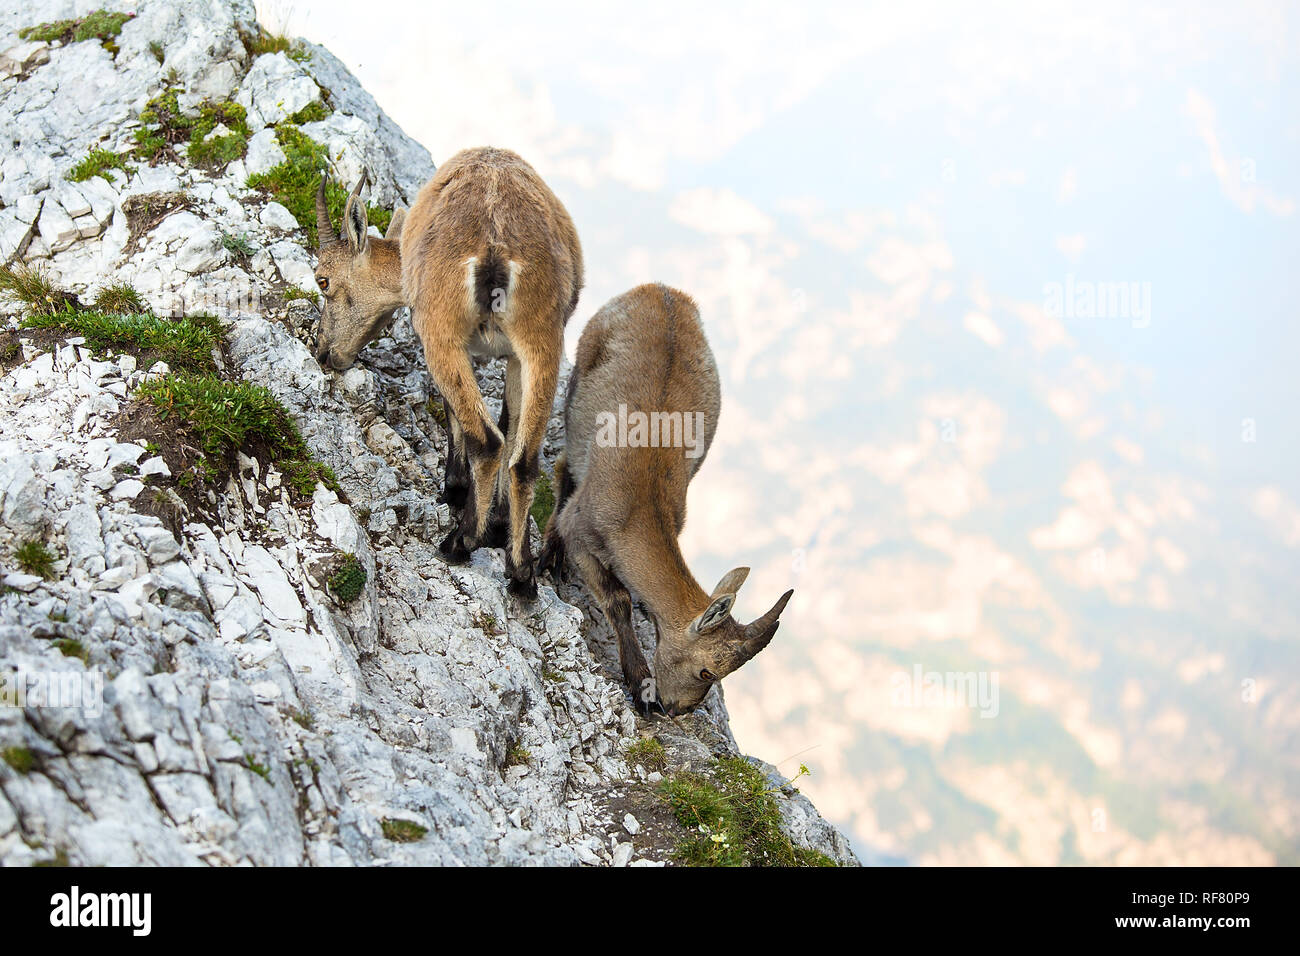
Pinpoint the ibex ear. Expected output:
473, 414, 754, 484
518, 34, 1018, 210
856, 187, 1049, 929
691, 566, 748, 634
384, 207, 406, 241
691, 592, 735, 635
710, 567, 749, 599
342, 168, 369, 255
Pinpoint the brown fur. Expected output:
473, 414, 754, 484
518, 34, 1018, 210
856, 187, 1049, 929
541, 284, 792, 716
313, 148, 583, 598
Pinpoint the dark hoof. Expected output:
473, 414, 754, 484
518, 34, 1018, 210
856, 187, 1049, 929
439, 531, 471, 564
507, 569, 538, 602
629, 676, 663, 718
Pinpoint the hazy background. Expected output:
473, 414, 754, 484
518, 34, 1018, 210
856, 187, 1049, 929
268, 0, 1300, 864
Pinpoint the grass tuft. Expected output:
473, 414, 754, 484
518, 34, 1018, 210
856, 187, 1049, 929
21, 311, 220, 372
381, 818, 428, 843
0, 264, 79, 316
135, 372, 339, 498
220, 231, 255, 259
283, 285, 320, 308
91, 282, 147, 315
327, 554, 366, 603
504, 741, 531, 767
625, 737, 667, 772
659, 757, 836, 867
14, 540, 56, 579
67, 148, 133, 184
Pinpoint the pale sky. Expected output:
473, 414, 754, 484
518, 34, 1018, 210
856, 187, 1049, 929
269, 0, 1300, 864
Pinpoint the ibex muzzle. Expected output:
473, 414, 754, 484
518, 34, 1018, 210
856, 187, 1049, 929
653, 569, 794, 716
539, 284, 793, 716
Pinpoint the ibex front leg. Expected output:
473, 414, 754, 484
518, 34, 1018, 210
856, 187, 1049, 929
423, 333, 503, 565
572, 548, 662, 717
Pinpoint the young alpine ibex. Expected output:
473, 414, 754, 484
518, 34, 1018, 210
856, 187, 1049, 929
538, 284, 793, 716
312, 148, 583, 598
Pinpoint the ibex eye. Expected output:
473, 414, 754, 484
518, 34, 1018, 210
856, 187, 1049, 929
700, 668, 717, 682
317, 277, 329, 292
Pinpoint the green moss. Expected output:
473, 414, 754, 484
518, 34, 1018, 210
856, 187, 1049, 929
381, 818, 428, 843
67, 148, 134, 184
659, 757, 836, 867
133, 88, 250, 171
288, 100, 330, 125
0, 263, 78, 316
91, 282, 147, 314
14, 539, 56, 579
21, 311, 219, 372
72, 10, 133, 43
135, 372, 339, 498
2, 746, 35, 775
19, 10, 133, 47
327, 554, 366, 603
246, 123, 393, 246
51, 639, 88, 664
625, 737, 667, 772
530, 470, 555, 532
149, 40, 165, 64
18, 19, 76, 43
245, 754, 271, 780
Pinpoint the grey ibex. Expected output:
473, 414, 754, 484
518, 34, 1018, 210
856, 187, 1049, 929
312, 147, 583, 598
538, 284, 793, 716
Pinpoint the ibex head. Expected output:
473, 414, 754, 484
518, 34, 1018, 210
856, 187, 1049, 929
312, 169, 406, 370
653, 567, 793, 717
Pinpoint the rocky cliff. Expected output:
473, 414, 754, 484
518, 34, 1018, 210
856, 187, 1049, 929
0, 0, 856, 866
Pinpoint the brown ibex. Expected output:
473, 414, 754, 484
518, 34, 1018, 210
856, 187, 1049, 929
538, 284, 792, 716
312, 148, 583, 598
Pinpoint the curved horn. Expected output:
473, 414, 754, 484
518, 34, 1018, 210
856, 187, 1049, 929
316, 172, 339, 246
347, 167, 369, 207
742, 589, 793, 649
717, 590, 793, 678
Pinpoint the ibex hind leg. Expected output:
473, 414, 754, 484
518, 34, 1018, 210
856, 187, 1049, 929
424, 334, 503, 564
503, 345, 559, 600
482, 362, 516, 550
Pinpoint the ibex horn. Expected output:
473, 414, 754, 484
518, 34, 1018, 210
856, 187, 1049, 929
743, 595, 790, 655
316, 172, 339, 246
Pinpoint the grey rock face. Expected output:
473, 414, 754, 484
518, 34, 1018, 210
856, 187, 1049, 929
0, 0, 856, 867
